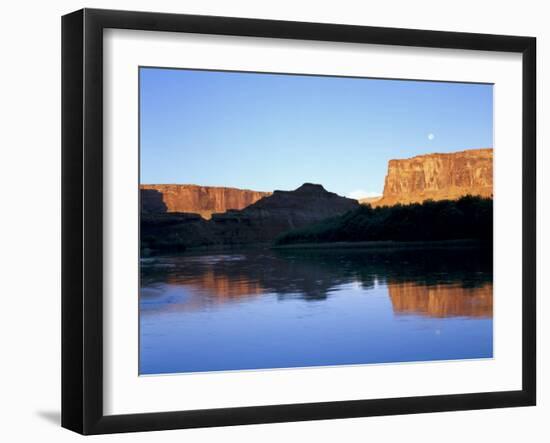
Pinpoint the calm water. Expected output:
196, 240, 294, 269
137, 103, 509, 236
140, 247, 493, 375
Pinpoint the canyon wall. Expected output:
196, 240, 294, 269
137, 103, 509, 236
141, 183, 360, 249
140, 184, 271, 219
369, 148, 493, 207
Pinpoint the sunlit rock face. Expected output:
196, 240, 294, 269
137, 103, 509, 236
372, 148, 493, 207
140, 184, 271, 219
359, 196, 383, 205
388, 282, 493, 318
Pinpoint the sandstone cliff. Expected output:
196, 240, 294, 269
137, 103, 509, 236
370, 148, 493, 207
140, 184, 271, 219
359, 196, 382, 205
141, 183, 359, 249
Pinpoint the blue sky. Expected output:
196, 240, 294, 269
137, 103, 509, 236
140, 68, 493, 198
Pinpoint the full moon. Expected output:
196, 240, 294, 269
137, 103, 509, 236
428, 133, 435, 140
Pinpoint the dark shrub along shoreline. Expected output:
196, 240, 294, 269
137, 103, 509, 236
274, 196, 493, 246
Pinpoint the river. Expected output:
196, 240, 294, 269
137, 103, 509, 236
140, 246, 492, 375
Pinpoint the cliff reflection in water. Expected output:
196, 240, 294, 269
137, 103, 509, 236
140, 246, 493, 374
141, 247, 492, 318
388, 282, 492, 318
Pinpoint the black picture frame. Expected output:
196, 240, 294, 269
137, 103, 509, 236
62, 8, 536, 435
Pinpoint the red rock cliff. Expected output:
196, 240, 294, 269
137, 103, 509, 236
140, 184, 271, 219
372, 148, 493, 206
141, 183, 360, 248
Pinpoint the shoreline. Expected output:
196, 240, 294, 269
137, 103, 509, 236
142, 238, 489, 257
271, 239, 487, 250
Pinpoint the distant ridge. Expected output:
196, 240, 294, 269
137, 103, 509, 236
211, 183, 360, 242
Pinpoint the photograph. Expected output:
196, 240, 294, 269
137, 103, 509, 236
139, 67, 494, 375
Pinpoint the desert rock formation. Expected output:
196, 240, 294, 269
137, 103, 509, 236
367, 148, 493, 207
141, 183, 360, 248
140, 184, 271, 219
212, 183, 360, 241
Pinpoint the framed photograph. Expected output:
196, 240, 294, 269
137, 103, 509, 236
61, 8, 536, 435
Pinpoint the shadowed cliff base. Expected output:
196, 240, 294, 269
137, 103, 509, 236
141, 183, 359, 252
